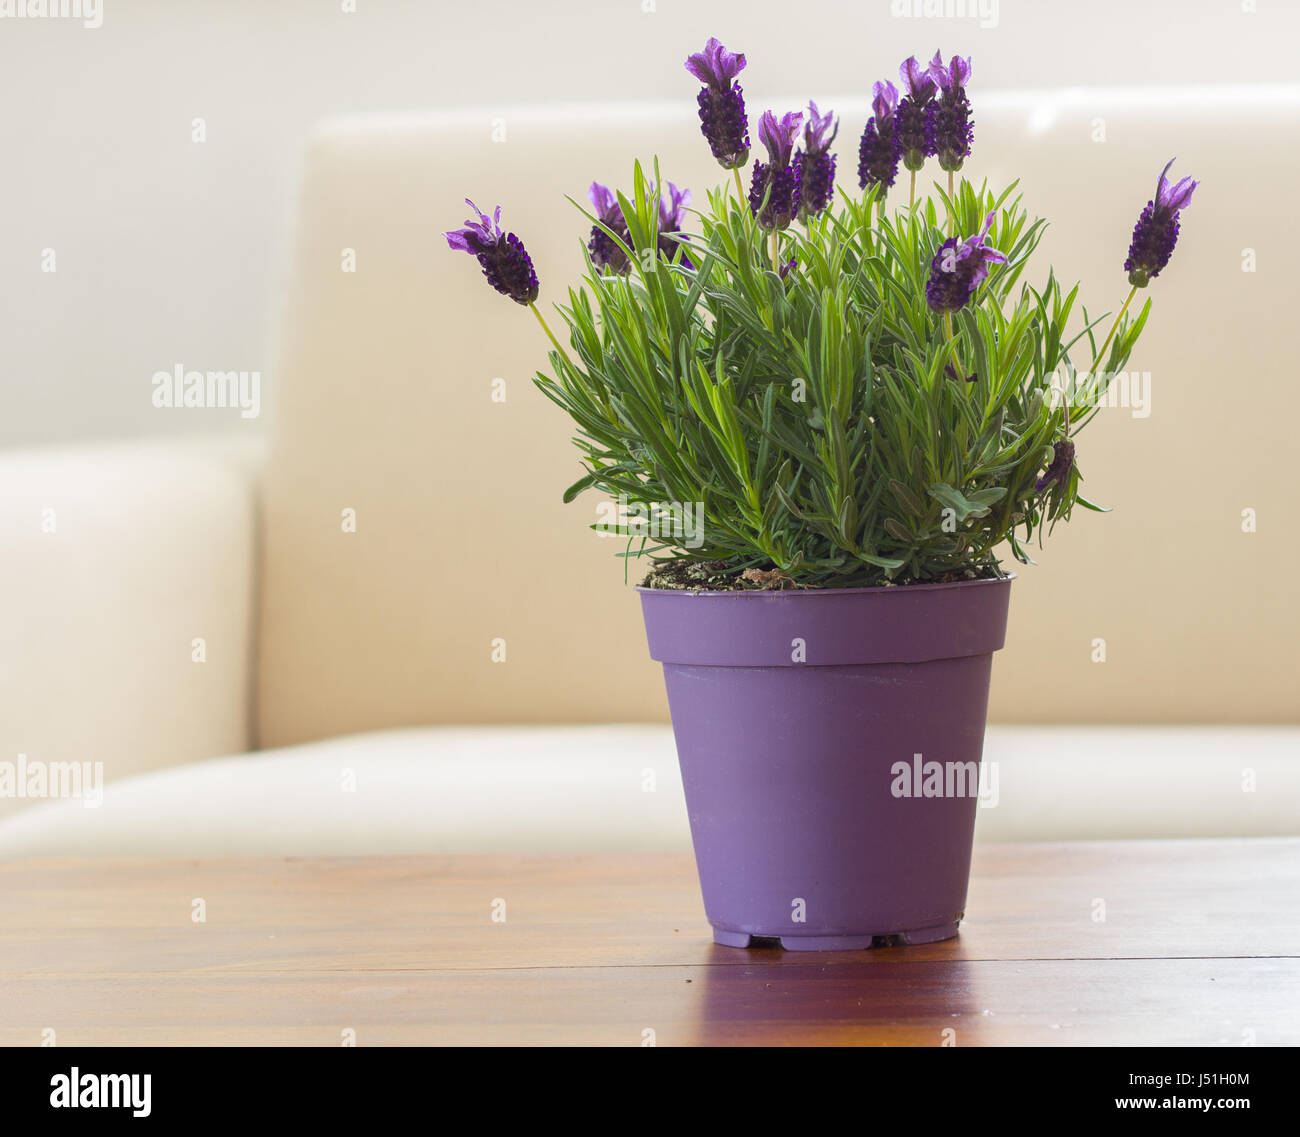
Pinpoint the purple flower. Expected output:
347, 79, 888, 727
657, 181, 692, 230
901, 55, 938, 102
587, 182, 618, 218
1157, 163, 1199, 211
1036, 439, 1076, 492
586, 180, 694, 272
445, 199, 538, 305
925, 211, 1007, 312
587, 182, 632, 274
897, 55, 938, 172
926, 52, 973, 173
686, 38, 750, 170
758, 109, 802, 168
684, 36, 746, 86
929, 52, 971, 94
657, 181, 694, 266
801, 100, 838, 153
872, 80, 900, 126
858, 81, 902, 190
795, 101, 838, 220
749, 110, 804, 230
1124, 159, 1199, 287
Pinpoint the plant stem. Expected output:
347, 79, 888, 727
909, 170, 916, 209
529, 301, 571, 364
733, 167, 745, 202
942, 310, 962, 387
948, 170, 954, 198
1092, 284, 1138, 375
769, 230, 779, 270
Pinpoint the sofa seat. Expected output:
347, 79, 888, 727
0, 725, 1295, 857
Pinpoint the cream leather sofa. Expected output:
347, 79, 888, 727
2, 89, 1297, 854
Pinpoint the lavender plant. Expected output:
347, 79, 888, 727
446, 40, 1197, 589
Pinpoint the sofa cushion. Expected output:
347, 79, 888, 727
1, 725, 1295, 857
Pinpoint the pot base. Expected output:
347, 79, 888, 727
713, 919, 961, 951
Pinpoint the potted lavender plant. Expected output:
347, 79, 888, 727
446, 41, 1197, 950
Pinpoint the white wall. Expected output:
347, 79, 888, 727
1, 0, 1292, 447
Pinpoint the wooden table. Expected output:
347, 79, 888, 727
1, 838, 1297, 1046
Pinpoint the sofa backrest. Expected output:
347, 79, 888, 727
256, 91, 1300, 748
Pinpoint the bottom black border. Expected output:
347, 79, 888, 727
1, 1044, 1286, 1123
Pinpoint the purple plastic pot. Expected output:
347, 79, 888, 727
638, 575, 1013, 950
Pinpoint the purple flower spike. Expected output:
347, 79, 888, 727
925, 52, 974, 173
1125, 159, 1199, 287
896, 56, 938, 173
445, 199, 538, 305
858, 81, 902, 191
1036, 439, 1076, 492
657, 181, 694, 266
795, 102, 839, 221
586, 182, 632, 275
686, 38, 751, 170
925, 211, 1007, 312
749, 110, 804, 230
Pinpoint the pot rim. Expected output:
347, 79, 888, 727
633, 571, 1015, 599
639, 570, 1015, 666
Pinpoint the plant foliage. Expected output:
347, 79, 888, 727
535, 162, 1149, 588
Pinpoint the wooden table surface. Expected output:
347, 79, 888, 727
1, 838, 1297, 1046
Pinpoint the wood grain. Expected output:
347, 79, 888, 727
1, 839, 1297, 1045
